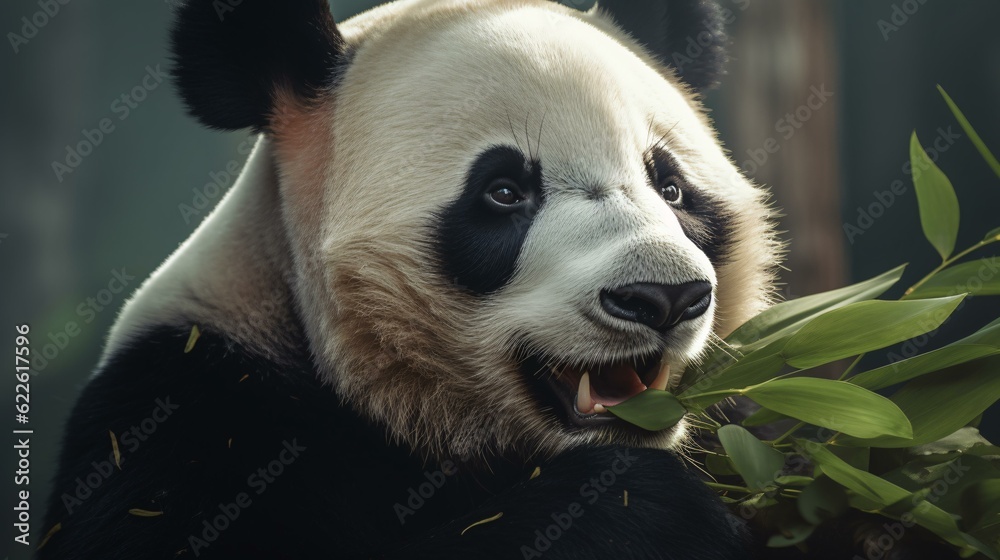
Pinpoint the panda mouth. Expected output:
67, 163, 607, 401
523, 352, 672, 429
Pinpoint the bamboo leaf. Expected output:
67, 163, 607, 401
796, 441, 908, 505
782, 296, 965, 369
705, 453, 738, 476
718, 425, 786, 490
461, 512, 503, 535
802, 442, 998, 559
908, 258, 1000, 299
961, 480, 1000, 529
911, 131, 960, 260
849, 344, 998, 391
838, 356, 1000, 448
128, 509, 164, 517
742, 407, 791, 427
797, 477, 848, 525
766, 522, 816, 548
184, 325, 201, 353
681, 347, 785, 399
606, 389, 687, 431
683, 267, 906, 390
775, 475, 814, 488
726, 266, 906, 350
938, 85, 1000, 180
744, 378, 912, 439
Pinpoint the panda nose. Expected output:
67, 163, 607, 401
599, 281, 713, 331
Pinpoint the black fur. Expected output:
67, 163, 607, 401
595, 0, 729, 91
645, 145, 734, 265
169, 0, 346, 131
39, 327, 748, 559
434, 146, 544, 295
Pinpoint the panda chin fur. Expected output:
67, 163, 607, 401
40, 0, 783, 558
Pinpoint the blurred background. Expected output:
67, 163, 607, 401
1, 0, 999, 555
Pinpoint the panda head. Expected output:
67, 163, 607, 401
168, 0, 778, 460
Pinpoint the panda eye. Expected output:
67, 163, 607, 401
658, 181, 682, 204
484, 178, 526, 210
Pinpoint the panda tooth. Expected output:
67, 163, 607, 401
650, 363, 670, 391
577, 372, 594, 414
593, 403, 607, 414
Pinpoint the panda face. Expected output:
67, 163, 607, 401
266, 3, 777, 460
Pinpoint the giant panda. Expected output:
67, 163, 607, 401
39, 0, 781, 558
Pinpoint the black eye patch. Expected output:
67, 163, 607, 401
644, 146, 733, 266
433, 146, 544, 295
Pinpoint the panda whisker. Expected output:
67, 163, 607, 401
644, 116, 656, 151
505, 110, 524, 154
654, 120, 681, 149
679, 449, 713, 481
535, 108, 547, 159
524, 111, 533, 160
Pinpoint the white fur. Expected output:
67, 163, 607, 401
104, 0, 779, 461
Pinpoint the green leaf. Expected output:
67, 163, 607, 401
797, 441, 909, 505
782, 296, 965, 369
838, 355, 1000, 448
910, 131, 960, 260
908, 258, 1000, 299
775, 475, 814, 487
705, 453, 738, 476
744, 378, 912, 439
849, 317, 1000, 392
797, 477, 849, 525
908, 500, 995, 557
798, 441, 999, 560
910, 426, 991, 456
849, 344, 998, 391
717, 425, 786, 490
938, 85, 1000, 180
964, 317, 1000, 345
766, 523, 816, 548
681, 266, 906, 391
742, 407, 791, 427
833, 446, 871, 472
725, 265, 906, 350
961, 480, 1000, 529
986, 226, 1000, 241
606, 389, 687, 431
681, 347, 785, 400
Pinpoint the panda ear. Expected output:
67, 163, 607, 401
592, 0, 729, 91
170, 0, 345, 131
